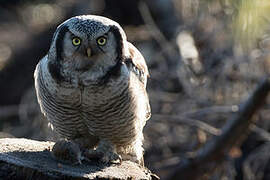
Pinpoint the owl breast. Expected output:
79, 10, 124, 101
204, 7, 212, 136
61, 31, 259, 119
81, 71, 145, 146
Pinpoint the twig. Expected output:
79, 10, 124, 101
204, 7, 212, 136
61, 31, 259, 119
250, 124, 270, 141
153, 112, 270, 143
183, 105, 239, 118
138, 1, 178, 58
167, 77, 270, 180
152, 114, 221, 136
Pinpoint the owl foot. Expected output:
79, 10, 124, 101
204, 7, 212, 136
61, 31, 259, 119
83, 149, 103, 161
84, 149, 122, 165
51, 139, 82, 165
83, 139, 122, 165
100, 151, 122, 164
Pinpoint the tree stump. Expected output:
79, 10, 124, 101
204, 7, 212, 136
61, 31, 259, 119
0, 138, 158, 180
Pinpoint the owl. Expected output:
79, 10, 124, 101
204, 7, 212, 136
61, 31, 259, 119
34, 15, 151, 165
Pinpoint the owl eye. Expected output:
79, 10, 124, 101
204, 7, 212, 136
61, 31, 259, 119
72, 37, 81, 46
97, 36, 107, 46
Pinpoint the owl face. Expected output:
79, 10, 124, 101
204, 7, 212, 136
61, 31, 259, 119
61, 29, 117, 71
48, 15, 127, 82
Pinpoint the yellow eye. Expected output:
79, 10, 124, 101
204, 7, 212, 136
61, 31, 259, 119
72, 37, 81, 46
97, 36, 107, 46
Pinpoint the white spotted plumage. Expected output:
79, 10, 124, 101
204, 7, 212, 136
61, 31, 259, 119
34, 15, 150, 165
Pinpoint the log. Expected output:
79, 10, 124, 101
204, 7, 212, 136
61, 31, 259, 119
0, 138, 158, 180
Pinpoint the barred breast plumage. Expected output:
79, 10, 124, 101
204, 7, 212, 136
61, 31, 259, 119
34, 15, 150, 165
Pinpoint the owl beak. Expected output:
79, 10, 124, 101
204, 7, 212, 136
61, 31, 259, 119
86, 48, 92, 57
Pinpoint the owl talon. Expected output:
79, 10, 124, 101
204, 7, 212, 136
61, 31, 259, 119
51, 139, 82, 165
83, 149, 104, 161
101, 151, 122, 165
83, 149, 122, 164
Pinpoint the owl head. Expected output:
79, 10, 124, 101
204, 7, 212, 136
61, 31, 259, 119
47, 15, 129, 83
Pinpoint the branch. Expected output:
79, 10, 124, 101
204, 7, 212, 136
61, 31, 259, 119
167, 77, 270, 180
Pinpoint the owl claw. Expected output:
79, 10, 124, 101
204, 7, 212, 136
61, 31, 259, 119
84, 149, 122, 165
83, 149, 104, 161
101, 151, 122, 165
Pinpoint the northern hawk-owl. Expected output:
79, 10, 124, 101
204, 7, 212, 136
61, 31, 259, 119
34, 15, 151, 165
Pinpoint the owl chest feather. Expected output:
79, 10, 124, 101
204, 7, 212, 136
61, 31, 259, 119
44, 68, 144, 145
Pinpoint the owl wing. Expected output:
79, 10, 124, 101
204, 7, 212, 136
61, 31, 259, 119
125, 42, 151, 120
126, 42, 149, 87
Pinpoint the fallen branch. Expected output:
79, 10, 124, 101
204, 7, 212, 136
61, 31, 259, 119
167, 77, 270, 180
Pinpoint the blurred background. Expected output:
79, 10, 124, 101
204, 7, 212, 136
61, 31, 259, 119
0, 0, 270, 179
